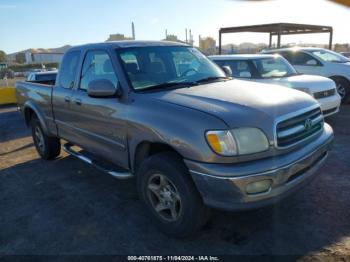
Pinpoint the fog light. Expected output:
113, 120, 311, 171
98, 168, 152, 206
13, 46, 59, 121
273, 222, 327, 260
246, 179, 272, 194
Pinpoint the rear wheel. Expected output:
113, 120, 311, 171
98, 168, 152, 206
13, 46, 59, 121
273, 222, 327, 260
332, 77, 350, 103
137, 152, 210, 238
30, 117, 61, 160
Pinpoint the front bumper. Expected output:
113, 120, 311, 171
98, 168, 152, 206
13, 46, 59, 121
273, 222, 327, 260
185, 123, 334, 211
317, 95, 341, 117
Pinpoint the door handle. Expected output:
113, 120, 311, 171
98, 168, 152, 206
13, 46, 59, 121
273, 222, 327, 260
64, 96, 71, 103
75, 98, 82, 105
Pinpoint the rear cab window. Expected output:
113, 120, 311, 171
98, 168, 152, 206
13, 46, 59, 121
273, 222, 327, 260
58, 50, 81, 89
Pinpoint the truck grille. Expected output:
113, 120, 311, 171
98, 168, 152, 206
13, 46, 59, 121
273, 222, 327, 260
276, 107, 323, 148
313, 89, 336, 99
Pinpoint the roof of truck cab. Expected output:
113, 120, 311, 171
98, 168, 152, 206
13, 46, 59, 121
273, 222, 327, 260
68, 41, 189, 51
209, 54, 278, 60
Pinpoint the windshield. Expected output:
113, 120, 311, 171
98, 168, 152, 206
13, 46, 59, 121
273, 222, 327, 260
117, 46, 225, 90
311, 49, 350, 63
252, 57, 298, 78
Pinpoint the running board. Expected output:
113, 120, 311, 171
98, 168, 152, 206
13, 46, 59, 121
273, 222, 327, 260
63, 143, 133, 179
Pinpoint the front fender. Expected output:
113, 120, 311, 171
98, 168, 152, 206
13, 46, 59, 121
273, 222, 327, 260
127, 98, 229, 170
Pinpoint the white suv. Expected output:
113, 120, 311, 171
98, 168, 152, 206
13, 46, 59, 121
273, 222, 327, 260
262, 47, 350, 103
209, 54, 341, 117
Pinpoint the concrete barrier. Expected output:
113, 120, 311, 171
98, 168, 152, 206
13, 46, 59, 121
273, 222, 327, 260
0, 87, 17, 105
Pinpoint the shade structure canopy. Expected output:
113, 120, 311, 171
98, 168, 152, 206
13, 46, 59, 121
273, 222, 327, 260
218, 23, 333, 54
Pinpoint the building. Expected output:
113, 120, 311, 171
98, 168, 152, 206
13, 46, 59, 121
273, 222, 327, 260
7, 50, 64, 64
25, 51, 63, 64
106, 33, 134, 41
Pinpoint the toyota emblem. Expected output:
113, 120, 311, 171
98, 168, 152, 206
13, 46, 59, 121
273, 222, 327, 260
304, 119, 313, 130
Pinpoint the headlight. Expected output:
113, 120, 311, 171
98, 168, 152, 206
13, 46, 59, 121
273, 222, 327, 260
206, 128, 269, 156
296, 87, 310, 94
206, 130, 237, 156
231, 128, 269, 155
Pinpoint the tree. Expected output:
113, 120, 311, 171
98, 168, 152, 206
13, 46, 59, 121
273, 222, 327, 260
199, 37, 216, 55
0, 50, 6, 62
15, 52, 26, 64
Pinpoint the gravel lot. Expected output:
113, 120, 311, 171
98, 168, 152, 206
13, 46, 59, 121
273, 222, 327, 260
1, 105, 350, 258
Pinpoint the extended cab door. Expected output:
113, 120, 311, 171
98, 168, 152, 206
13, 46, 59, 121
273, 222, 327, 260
67, 49, 129, 169
52, 50, 81, 140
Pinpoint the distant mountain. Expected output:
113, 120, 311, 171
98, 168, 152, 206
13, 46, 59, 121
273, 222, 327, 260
9, 45, 72, 55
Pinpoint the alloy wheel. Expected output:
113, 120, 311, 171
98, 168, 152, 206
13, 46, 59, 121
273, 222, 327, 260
147, 173, 182, 222
34, 126, 45, 153
337, 83, 346, 99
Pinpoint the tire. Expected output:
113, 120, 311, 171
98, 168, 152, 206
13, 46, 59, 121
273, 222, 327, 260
30, 117, 61, 160
137, 152, 210, 238
332, 77, 350, 104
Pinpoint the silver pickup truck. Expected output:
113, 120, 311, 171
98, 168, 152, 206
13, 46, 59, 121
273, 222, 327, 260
16, 41, 333, 237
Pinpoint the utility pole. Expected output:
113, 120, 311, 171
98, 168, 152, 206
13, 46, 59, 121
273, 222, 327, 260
131, 22, 135, 40
189, 29, 192, 46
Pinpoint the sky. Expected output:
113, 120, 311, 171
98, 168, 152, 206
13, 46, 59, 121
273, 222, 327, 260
0, 0, 349, 54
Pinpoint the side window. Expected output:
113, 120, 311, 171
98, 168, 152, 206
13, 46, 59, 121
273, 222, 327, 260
218, 60, 252, 78
279, 52, 293, 63
80, 50, 118, 91
284, 51, 317, 66
213, 60, 224, 67
58, 51, 80, 89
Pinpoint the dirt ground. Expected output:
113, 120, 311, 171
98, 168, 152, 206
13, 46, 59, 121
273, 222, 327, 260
0, 105, 349, 259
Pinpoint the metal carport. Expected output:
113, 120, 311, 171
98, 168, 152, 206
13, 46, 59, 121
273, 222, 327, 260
218, 23, 333, 54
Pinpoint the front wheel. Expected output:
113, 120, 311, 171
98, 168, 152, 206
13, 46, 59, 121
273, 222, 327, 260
30, 117, 61, 160
137, 152, 210, 238
332, 77, 350, 104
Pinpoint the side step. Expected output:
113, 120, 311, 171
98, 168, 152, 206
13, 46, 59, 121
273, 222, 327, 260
63, 143, 133, 179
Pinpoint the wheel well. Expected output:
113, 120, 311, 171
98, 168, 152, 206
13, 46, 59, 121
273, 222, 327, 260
24, 107, 36, 126
329, 75, 350, 84
133, 142, 182, 172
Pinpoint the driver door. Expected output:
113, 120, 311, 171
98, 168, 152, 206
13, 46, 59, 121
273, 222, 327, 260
67, 49, 129, 168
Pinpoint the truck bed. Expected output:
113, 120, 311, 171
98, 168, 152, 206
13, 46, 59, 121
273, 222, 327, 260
16, 81, 55, 128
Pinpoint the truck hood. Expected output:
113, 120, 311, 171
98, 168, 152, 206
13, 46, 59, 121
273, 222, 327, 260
254, 74, 335, 93
152, 79, 317, 128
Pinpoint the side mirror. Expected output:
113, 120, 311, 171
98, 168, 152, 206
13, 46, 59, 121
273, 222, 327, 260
306, 59, 318, 66
87, 79, 122, 98
221, 66, 232, 77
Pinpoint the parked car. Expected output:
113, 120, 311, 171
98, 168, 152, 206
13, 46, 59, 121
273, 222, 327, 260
262, 47, 350, 103
0, 68, 15, 79
24, 69, 42, 78
26, 71, 58, 85
209, 54, 341, 117
16, 41, 333, 237
340, 52, 350, 58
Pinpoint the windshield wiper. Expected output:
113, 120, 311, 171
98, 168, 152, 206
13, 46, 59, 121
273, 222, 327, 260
194, 76, 230, 84
139, 77, 230, 92
140, 81, 198, 91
